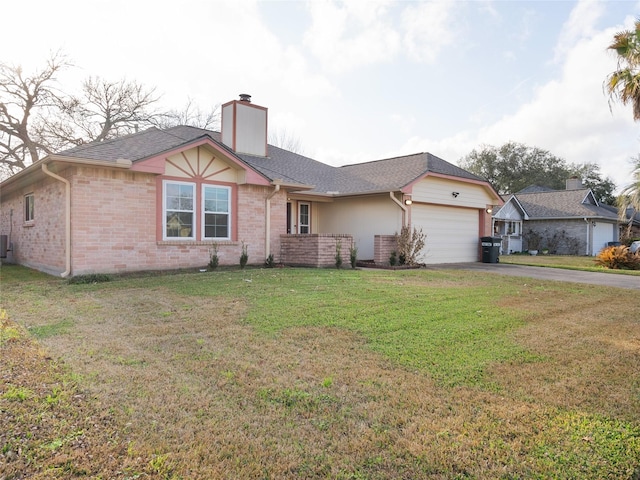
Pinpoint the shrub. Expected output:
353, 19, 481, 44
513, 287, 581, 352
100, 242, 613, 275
349, 244, 358, 269
67, 273, 111, 284
208, 244, 219, 270
239, 242, 249, 269
265, 254, 275, 268
543, 229, 567, 254
335, 240, 343, 269
389, 251, 397, 266
595, 245, 640, 270
524, 229, 542, 251
396, 226, 426, 266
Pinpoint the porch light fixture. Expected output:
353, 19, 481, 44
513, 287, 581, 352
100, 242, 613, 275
404, 199, 412, 205
452, 191, 459, 198
486, 207, 493, 214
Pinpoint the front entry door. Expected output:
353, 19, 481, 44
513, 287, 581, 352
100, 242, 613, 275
298, 202, 310, 234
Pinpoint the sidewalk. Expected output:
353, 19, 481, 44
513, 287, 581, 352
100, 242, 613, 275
429, 263, 640, 290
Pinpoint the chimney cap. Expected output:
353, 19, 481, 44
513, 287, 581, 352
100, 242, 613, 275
239, 93, 251, 103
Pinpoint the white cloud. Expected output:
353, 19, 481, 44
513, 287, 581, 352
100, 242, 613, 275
553, 0, 604, 63
390, 113, 416, 134
401, 1, 458, 63
303, 0, 401, 73
397, 15, 638, 191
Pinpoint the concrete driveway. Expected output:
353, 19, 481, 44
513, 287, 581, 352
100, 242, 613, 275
430, 262, 640, 290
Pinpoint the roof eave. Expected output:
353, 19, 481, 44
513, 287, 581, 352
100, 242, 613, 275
0, 155, 132, 199
526, 215, 619, 221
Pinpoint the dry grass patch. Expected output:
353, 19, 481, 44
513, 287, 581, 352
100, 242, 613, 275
1, 265, 639, 478
0, 311, 153, 478
492, 283, 640, 420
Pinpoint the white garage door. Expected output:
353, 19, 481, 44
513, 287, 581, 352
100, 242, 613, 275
592, 221, 614, 256
412, 205, 479, 264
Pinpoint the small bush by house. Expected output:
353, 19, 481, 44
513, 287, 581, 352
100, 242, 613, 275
595, 245, 640, 270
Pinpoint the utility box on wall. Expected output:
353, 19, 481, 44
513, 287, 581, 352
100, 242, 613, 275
0, 235, 7, 258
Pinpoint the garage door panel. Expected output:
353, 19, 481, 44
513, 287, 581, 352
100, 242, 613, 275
413, 205, 479, 264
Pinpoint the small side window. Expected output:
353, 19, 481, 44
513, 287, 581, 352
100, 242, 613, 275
24, 193, 34, 222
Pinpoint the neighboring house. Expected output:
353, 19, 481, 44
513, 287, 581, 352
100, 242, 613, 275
492, 178, 620, 256
0, 95, 501, 276
617, 206, 640, 239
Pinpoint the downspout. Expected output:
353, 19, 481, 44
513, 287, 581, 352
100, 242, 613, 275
42, 163, 71, 277
389, 192, 408, 226
583, 218, 590, 256
265, 184, 281, 260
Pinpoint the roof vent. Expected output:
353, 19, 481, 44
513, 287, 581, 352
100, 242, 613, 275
239, 93, 251, 103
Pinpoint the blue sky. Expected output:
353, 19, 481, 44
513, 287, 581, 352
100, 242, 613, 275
4, 0, 640, 191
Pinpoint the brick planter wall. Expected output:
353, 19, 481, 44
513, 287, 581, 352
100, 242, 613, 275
280, 234, 353, 267
374, 235, 397, 265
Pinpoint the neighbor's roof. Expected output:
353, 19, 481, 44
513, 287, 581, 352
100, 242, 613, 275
52, 125, 493, 196
507, 188, 618, 220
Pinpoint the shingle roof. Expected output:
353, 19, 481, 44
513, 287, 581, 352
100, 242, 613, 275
57, 126, 491, 196
338, 152, 484, 192
235, 145, 343, 193
512, 189, 618, 220
516, 185, 556, 194
60, 126, 212, 162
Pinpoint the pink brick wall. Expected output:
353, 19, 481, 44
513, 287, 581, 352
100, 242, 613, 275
1, 165, 289, 276
68, 167, 288, 275
280, 234, 353, 268
0, 174, 66, 275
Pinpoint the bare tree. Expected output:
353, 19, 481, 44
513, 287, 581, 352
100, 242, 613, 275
42, 76, 162, 146
268, 128, 305, 155
0, 53, 166, 178
156, 97, 220, 130
0, 52, 69, 174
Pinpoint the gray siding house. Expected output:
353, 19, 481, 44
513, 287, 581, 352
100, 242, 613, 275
492, 179, 619, 256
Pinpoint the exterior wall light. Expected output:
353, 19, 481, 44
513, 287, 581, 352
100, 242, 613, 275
404, 199, 413, 205
486, 207, 493, 214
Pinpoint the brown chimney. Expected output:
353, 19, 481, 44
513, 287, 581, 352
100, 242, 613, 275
566, 176, 582, 190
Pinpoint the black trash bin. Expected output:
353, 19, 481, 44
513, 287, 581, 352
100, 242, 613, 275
480, 236, 501, 263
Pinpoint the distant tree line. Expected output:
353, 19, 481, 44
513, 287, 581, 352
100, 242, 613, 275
459, 141, 616, 205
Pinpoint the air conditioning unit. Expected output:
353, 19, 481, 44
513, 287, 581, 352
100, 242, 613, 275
0, 234, 9, 259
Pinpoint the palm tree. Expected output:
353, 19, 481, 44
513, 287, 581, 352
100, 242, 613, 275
618, 157, 640, 239
607, 21, 640, 238
606, 19, 640, 120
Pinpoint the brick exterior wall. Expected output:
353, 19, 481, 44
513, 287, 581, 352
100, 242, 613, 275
523, 220, 587, 255
1, 165, 289, 276
374, 235, 397, 264
0, 174, 66, 275
280, 234, 353, 267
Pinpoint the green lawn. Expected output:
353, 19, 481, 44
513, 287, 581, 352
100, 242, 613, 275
1, 264, 639, 478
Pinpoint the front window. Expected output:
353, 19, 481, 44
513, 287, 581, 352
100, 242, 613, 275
24, 193, 34, 222
164, 181, 194, 239
203, 185, 230, 240
507, 221, 521, 235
